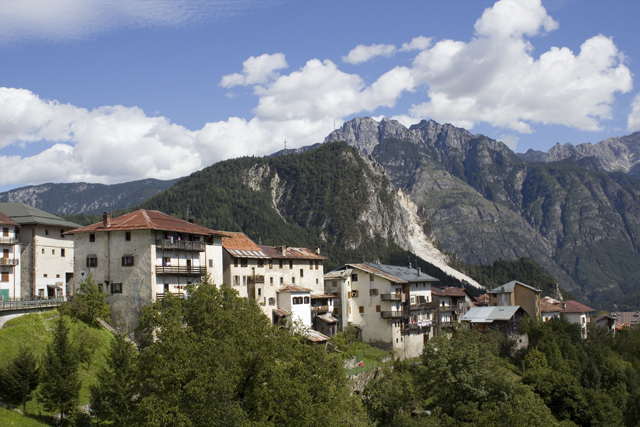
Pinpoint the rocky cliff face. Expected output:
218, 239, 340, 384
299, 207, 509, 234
327, 117, 640, 308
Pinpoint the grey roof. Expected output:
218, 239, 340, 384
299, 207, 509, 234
324, 268, 353, 280
0, 203, 81, 229
487, 280, 541, 295
462, 306, 524, 323
361, 263, 438, 283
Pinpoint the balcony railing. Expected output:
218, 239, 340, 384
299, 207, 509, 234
156, 266, 206, 276
381, 310, 408, 319
380, 293, 402, 301
0, 237, 18, 244
248, 275, 265, 284
156, 239, 205, 252
404, 321, 432, 330
311, 305, 330, 312
0, 257, 19, 266
0, 297, 64, 312
410, 301, 438, 310
437, 305, 460, 313
156, 292, 185, 301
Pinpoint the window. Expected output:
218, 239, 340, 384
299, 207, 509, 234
89, 234, 95, 242
300, 269, 304, 278
163, 257, 171, 266
52, 249, 55, 255
269, 297, 276, 306
241, 258, 248, 267
370, 274, 374, 282
258, 288, 262, 296
279, 260, 283, 268
270, 277, 274, 285
61, 249, 65, 257
56, 274, 60, 278
315, 261, 319, 270
258, 259, 264, 268
234, 258, 238, 267
86, 257, 98, 267
280, 277, 284, 285
2, 228, 7, 237
45, 229, 49, 236
209, 259, 213, 268
41, 249, 44, 254
351, 273, 358, 282
310, 260, 313, 268
304, 296, 310, 304
293, 297, 303, 305
122, 256, 134, 267
292, 277, 295, 284
359, 306, 364, 314
289, 260, 293, 269
233, 276, 240, 286
351, 290, 358, 298
376, 305, 381, 312
125, 232, 131, 241
1, 272, 9, 282
60, 230, 64, 237
370, 289, 378, 296
111, 282, 122, 294
269, 260, 273, 269
243, 276, 247, 286
332, 281, 337, 288
316, 278, 319, 285
43, 274, 48, 278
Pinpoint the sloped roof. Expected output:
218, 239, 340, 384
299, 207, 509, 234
335, 263, 438, 284
305, 329, 330, 342
432, 287, 467, 297
311, 293, 334, 299
259, 245, 326, 260
222, 232, 269, 258
324, 268, 353, 280
278, 285, 312, 293
540, 297, 594, 314
317, 313, 339, 323
487, 280, 541, 294
67, 209, 226, 236
462, 306, 524, 323
0, 211, 19, 227
0, 202, 80, 229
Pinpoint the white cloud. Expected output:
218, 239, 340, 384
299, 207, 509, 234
220, 53, 288, 88
342, 43, 397, 65
0, 0, 267, 46
408, 0, 632, 133
629, 93, 640, 131
497, 134, 519, 151
400, 36, 432, 52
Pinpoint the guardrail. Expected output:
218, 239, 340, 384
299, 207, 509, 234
0, 297, 64, 311
410, 301, 438, 310
380, 311, 408, 319
0, 237, 18, 244
156, 239, 205, 252
380, 293, 402, 301
0, 257, 19, 266
156, 292, 185, 301
156, 266, 206, 276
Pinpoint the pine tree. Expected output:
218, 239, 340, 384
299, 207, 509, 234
38, 316, 81, 426
90, 333, 137, 426
0, 345, 40, 413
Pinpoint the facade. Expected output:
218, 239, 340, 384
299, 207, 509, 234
0, 211, 21, 300
67, 210, 226, 331
221, 232, 326, 319
0, 203, 79, 299
430, 287, 475, 333
462, 305, 528, 338
325, 263, 439, 360
487, 280, 542, 319
540, 297, 594, 339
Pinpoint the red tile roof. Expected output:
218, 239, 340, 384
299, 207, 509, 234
278, 285, 312, 293
67, 209, 227, 236
540, 297, 594, 314
0, 211, 19, 227
259, 245, 326, 260
432, 287, 467, 297
222, 232, 269, 258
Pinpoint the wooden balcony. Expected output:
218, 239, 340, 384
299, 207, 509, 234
156, 239, 205, 252
381, 310, 408, 319
437, 305, 460, 313
156, 266, 206, 276
0, 237, 18, 244
380, 293, 402, 301
0, 257, 19, 266
311, 305, 330, 312
248, 275, 265, 284
410, 301, 438, 310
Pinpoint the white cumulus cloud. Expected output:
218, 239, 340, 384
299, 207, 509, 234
220, 53, 288, 88
342, 43, 397, 65
400, 36, 432, 52
629, 93, 640, 132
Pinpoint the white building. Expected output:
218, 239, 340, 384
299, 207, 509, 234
541, 296, 594, 339
325, 263, 439, 360
0, 211, 21, 300
67, 210, 226, 331
0, 203, 79, 299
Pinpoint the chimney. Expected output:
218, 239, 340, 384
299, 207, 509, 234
562, 303, 566, 310
417, 267, 422, 276
315, 246, 320, 255
188, 218, 195, 224
102, 212, 111, 228
280, 246, 287, 255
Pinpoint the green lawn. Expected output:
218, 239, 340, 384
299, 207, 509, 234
0, 311, 113, 420
0, 408, 51, 427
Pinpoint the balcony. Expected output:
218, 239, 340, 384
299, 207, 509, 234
381, 310, 408, 319
156, 266, 206, 276
380, 293, 402, 301
0, 258, 19, 266
311, 305, 330, 312
248, 275, 265, 284
404, 321, 432, 330
156, 292, 185, 301
437, 305, 460, 313
410, 301, 438, 310
0, 237, 18, 244
156, 239, 205, 252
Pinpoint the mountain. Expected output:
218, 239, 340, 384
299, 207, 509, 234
326, 117, 640, 309
0, 178, 179, 216
138, 142, 482, 289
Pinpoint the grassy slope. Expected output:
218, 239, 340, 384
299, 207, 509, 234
0, 408, 51, 427
0, 311, 112, 420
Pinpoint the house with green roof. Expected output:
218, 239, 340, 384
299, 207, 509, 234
0, 203, 80, 299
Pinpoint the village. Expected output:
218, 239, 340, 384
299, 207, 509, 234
2, 202, 634, 361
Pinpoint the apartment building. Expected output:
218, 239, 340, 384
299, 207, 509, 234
0, 211, 21, 300
487, 280, 542, 319
325, 263, 439, 360
0, 203, 79, 299
68, 210, 226, 331
541, 296, 594, 338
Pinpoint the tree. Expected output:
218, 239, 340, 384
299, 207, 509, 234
0, 345, 40, 413
59, 274, 110, 326
361, 362, 419, 426
38, 316, 81, 426
90, 333, 138, 426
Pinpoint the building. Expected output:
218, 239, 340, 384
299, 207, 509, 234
0, 211, 21, 300
609, 311, 640, 328
325, 263, 439, 360
593, 314, 616, 333
221, 232, 326, 318
67, 210, 227, 331
540, 297, 594, 339
430, 287, 475, 333
0, 203, 80, 299
461, 305, 528, 339
487, 280, 541, 319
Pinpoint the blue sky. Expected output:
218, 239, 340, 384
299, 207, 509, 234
1, 0, 639, 190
